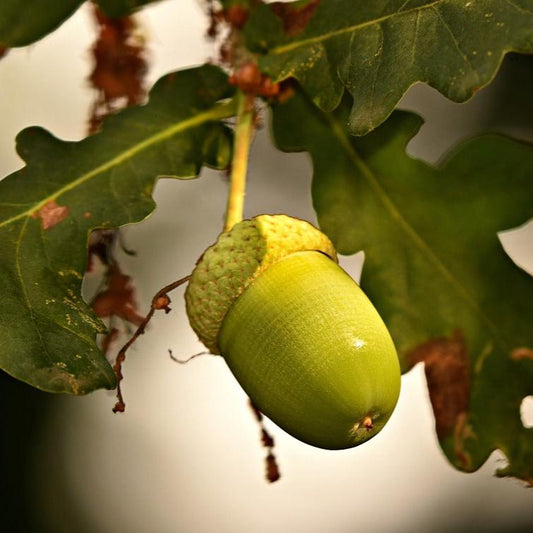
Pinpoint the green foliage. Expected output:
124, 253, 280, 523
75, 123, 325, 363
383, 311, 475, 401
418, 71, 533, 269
246, 0, 533, 134
0, 0, 532, 485
0, 0, 84, 47
272, 88, 533, 479
0, 0, 160, 47
0, 65, 234, 394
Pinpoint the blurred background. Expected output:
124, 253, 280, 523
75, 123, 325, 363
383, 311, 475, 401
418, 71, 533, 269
1, 1, 532, 532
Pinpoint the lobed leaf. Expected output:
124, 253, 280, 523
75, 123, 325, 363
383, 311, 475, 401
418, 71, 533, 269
0, 0, 161, 48
247, 0, 533, 135
272, 88, 533, 483
97, 0, 161, 19
0, 65, 235, 394
0, 0, 84, 47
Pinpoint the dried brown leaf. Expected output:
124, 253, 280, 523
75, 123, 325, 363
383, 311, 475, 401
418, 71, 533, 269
91, 263, 144, 326
270, 0, 321, 36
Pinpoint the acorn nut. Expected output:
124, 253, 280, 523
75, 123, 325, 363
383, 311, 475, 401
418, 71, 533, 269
185, 214, 401, 449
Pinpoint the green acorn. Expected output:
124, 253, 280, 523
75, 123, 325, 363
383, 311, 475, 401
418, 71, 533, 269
185, 215, 400, 449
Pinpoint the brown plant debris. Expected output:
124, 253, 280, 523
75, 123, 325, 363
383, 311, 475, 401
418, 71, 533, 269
229, 62, 280, 98
223, 5, 250, 29
0, 47, 8, 59
111, 275, 191, 413
270, 0, 321, 36
91, 262, 145, 327
32, 200, 70, 230
87, 229, 117, 271
249, 400, 281, 483
205, 1, 254, 38
408, 330, 471, 441
88, 4, 147, 133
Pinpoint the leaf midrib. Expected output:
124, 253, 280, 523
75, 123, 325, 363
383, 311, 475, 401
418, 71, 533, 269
267, 0, 443, 55
0, 101, 235, 230
323, 111, 508, 350
267, 0, 533, 58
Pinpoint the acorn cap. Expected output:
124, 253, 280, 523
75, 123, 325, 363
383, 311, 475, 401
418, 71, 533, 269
185, 214, 337, 354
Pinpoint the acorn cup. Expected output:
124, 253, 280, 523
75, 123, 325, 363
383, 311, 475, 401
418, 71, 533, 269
185, 215, 401, 450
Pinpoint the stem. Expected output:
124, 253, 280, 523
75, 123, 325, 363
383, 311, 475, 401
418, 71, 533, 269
112, 274, 191, 413
224, 91, 255, 232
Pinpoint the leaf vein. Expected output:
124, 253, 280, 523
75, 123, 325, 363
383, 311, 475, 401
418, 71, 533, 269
397, 0, 414, 12
269, 0, 444, 55
325, 112, 505, 347
0, 101, 235, 231
502, 0, 533, 15
369, 26, 385, 130
412, 10, 421, 64
431, 5, 480, 84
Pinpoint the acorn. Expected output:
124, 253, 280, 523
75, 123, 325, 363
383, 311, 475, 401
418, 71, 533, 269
185, 215, 400, 450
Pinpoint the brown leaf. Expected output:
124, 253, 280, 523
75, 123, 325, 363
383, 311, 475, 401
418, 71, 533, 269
88, 5, 147, 132
91, 263, 144, 326
32, 200, 69, 230
223, 6, 250, 29
270, 0, 321, 36
408, 330, 470, 440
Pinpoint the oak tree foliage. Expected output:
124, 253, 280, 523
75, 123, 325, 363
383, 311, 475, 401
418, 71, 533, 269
0, 0, 532, 484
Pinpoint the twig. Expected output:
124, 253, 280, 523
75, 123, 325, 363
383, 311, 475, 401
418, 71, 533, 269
168, 349, 209, 364
112, 274, 191, 413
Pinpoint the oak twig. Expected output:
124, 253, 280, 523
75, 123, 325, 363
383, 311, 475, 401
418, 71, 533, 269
112, 274, 191, 413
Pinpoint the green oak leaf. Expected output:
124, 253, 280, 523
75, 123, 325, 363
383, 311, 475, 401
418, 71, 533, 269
0, 0, 83, 47
272, 88, 533, 483
97, 0, 161, 19
247, 0, 533, 135
0, 65, 235, 395
0, 0, 161, 48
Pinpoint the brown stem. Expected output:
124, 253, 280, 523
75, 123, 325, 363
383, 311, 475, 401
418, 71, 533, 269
248, 400, 281, 483
112, 274, 191, 413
